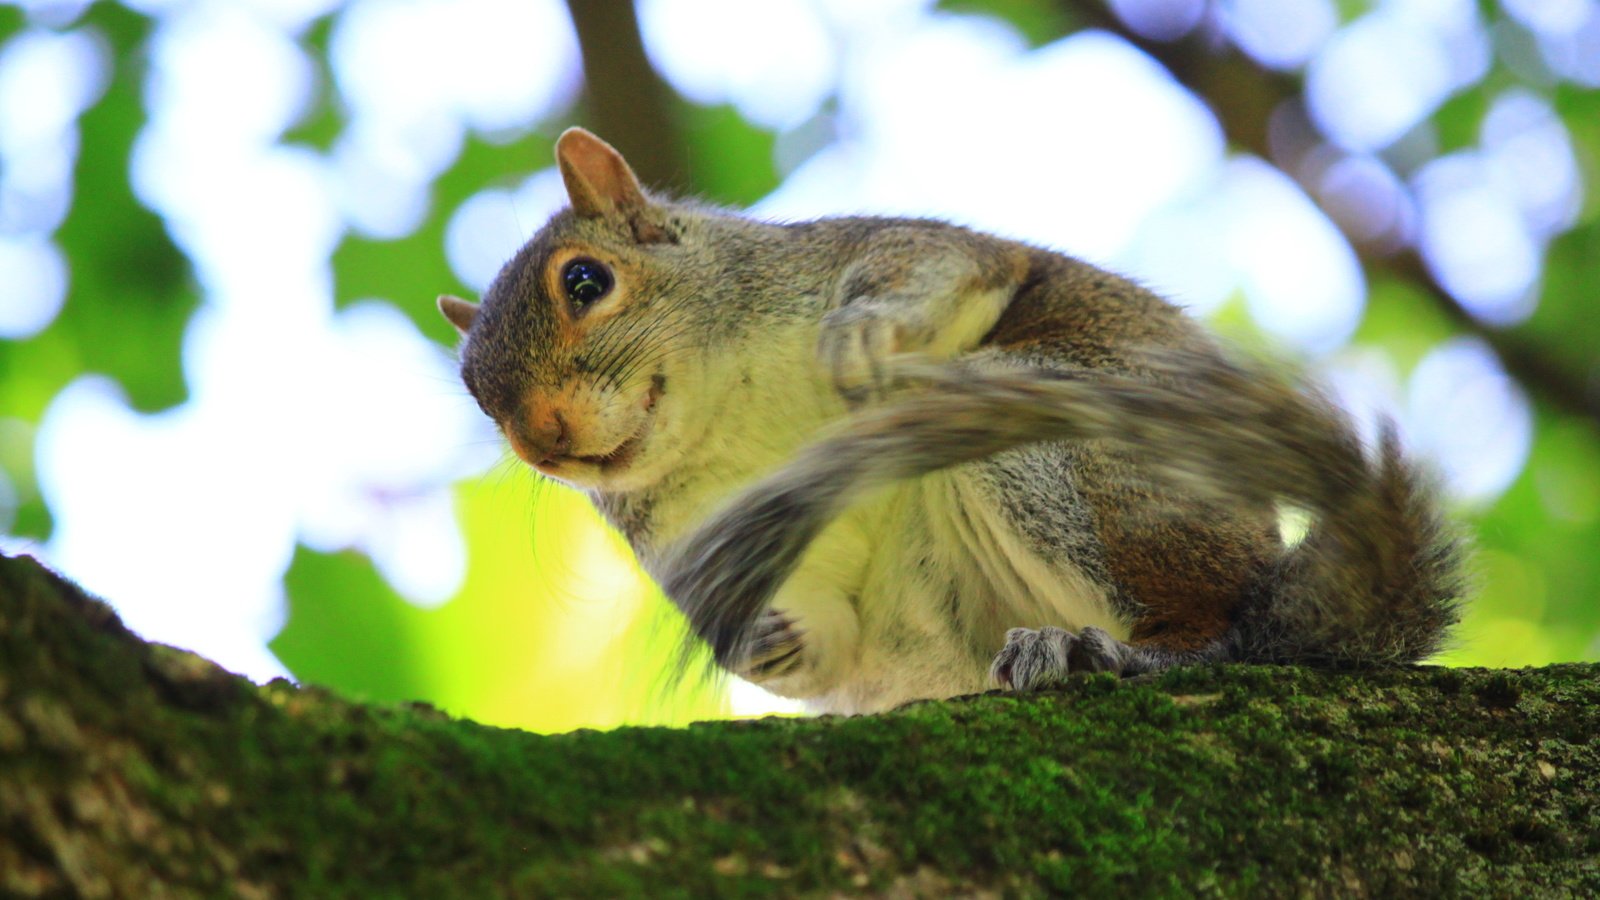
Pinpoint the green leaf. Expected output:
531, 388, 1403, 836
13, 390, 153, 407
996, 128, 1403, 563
1441, 409, 1600, 666
1356, 276, 1459, 372
936, 0, 1072, 47
273, 546, 432, 705
1431, 84, 1489, 155
1515, 216, 1600, 379
44, 3, 195, 414
281, 14, 342, 151
674, 103, 779, 206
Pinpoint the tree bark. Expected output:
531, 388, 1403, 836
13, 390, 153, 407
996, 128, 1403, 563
564, 0, 687, 191
1, 552, 1595, 896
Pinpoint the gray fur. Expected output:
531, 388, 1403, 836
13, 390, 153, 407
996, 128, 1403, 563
991, 626, 1139, 690
661, 354, 1465, 677
969, 445, 1118, 612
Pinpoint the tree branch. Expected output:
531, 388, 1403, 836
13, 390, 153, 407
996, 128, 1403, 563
1062, 0, 1600, 429
563, 0, 686, 189
4, 552, 1598, 894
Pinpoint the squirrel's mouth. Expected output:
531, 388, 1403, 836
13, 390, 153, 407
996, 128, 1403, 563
580, 431, 644, 470
576, 374, 664, 472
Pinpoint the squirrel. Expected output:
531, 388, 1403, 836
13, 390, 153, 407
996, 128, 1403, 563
438, 128, 1466, 715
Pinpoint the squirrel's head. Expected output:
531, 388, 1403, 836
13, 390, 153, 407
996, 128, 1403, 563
439, 128, 705, 492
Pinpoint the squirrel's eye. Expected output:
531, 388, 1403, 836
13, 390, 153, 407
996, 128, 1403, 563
561, 258, 613, 309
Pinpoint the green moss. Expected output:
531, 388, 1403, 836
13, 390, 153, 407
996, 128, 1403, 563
3, 552, 1599, 896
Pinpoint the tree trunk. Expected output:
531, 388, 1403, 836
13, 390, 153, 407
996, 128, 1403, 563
1, 552, 1595, 896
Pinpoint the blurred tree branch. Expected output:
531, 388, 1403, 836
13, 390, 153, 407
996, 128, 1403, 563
1060, 0, 1600, 430
561, 0, 1598, 428
564, 0, 686, 188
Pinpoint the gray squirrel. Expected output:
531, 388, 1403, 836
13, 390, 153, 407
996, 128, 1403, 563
438, 128, 1465, 715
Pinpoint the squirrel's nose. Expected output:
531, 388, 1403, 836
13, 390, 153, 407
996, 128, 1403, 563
509, 410, 572, 467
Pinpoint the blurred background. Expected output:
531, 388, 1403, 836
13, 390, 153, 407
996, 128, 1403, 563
0, 0, 1596, 732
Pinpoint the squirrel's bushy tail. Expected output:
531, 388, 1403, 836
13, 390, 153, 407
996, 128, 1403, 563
662, 354, 1465, 672
1230, 419, 1466, 666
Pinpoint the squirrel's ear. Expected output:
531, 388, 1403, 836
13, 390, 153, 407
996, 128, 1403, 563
555, 127, 649, 220
437, 294, 479, 336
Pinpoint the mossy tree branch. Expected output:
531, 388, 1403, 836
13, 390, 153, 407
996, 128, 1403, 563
2, 553, 1596, 896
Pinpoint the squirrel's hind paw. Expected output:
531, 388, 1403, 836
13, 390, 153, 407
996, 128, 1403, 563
990, 626, 1131, 691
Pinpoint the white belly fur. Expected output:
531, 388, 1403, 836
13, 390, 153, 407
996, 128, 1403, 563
764, 467, 1124, 715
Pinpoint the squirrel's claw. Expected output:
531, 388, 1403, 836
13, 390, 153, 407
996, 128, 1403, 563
818, 305, 905, 406
990, 625, 1131, 690
733, 610, 808, 682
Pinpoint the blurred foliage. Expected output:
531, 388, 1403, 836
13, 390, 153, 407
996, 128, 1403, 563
674, 102, 781, 204
332, 128, 550, 330
1, 0, 1596, 736
273, 473, 723, 730
938, 0, 1072, 45
1, 4, 191, 427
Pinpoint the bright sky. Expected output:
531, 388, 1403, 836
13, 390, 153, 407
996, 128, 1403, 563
0, 0, 1591, 703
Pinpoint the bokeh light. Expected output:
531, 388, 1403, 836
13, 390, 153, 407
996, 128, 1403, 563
446, 169, 569, 293
1407, 338, 1533, 504
1223, 0, 1337, 70
638, 0, 837, 129
0, 235, 67, 339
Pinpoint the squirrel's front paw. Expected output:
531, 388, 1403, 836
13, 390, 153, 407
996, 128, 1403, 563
818, 305, 910, 406
989, 626, 1131, 691
730, 609, 808, 683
